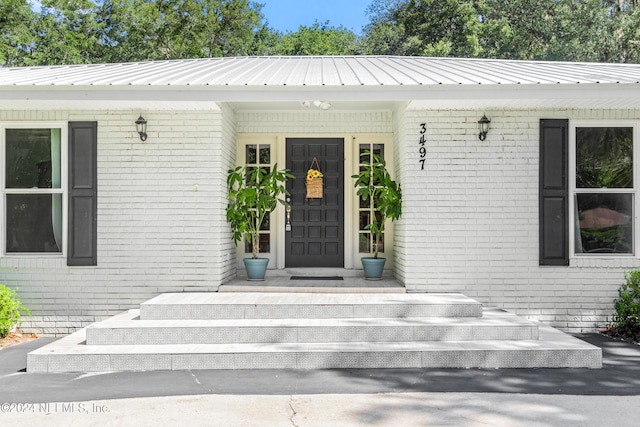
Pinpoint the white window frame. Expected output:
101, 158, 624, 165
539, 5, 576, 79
569, 121, 638, 258
0, 122, 68, 257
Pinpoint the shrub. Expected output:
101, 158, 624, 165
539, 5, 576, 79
0, 285, 30, 338
611, 270, 640, 340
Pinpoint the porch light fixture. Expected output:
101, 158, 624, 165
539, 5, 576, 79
135, 115, 148, 141
300, 100, 331, 110
477, 114, 491, 141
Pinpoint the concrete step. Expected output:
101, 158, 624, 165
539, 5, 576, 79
27, 323, 601, 373
140, 292, 483, 320
26, 293, 603, 372
85, 308, 539, 345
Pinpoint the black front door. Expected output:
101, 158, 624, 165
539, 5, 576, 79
285, 138, 344, 267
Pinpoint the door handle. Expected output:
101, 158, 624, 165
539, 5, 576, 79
285, 197, 292, 231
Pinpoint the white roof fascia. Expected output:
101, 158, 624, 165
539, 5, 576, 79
1, 81, 640, 110
0, 87, 223, 111
407, 83, 640, 110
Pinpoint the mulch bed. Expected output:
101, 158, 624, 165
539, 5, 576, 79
0, 329, 38, 350
600, 325, 640, 345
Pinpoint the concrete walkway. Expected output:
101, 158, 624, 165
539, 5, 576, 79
1, 334, 640, 426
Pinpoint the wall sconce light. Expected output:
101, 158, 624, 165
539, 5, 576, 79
135, 115, 148, 141
477, 114, 491, 141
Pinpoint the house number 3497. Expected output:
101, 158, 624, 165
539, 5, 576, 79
418, 123, 426, 170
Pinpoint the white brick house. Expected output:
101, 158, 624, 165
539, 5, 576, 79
1, 56, 640, 334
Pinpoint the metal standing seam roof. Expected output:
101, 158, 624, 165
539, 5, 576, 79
1, 56, 640, 88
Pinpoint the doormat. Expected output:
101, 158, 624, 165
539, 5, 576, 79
290, 276, 343, 281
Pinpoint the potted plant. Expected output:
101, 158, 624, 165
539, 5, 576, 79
226, 164, 293, 280
352, 151, 402, 280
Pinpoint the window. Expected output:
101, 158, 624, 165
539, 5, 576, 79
573, 126, 635, 255
243, 143, 271, 254
3, 127, 65, 254
357, 143, 385, 254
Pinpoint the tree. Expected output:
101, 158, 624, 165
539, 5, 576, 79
274, 21, 359, 55
1, 0, 272, 65
361, 0, 482, 57
100, 0, 268, 62
480, 0, 620, 62
27, 0, 105, 65
0, 0, 36, 66
606, 0, 640, 62
479, 0, 558, 60
5, 0, 640, 65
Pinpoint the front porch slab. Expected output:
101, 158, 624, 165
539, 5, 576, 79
220, 268, 406, 293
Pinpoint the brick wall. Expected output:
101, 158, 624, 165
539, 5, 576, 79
3, 105, 636, 334
398, 108, 640, 332
217, 105, 238, 283
0, 109, 230, 335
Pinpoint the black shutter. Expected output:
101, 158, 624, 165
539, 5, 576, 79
68, 122, 97, 266
539, 119, 569, 266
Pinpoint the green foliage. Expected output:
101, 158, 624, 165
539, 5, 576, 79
0, 284, 30, 338
98, 0, 268, 61
3, 0, 271, 65
362, 0, 481, 57
4, 0, 640, 65
611, 270, 640, 339
0, 0, 36, 66
274, 21, 359, 55
226, 165, 293, 258
579, 223, 632, 253
352, 151, 402, 258
362, 0, 640, 62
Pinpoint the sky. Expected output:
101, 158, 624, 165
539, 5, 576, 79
26, 0, 373, 35
261, 0, 372, 34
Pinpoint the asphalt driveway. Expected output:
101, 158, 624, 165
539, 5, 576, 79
1, 333, 639, 403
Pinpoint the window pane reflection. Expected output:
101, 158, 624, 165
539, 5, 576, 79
244, 234, 270, 253
575, 193, 633, 254
259, 145, 270, 164
6, 129, 61, 189
374, 233, 384, 252
246, 144, 271, 165
260, 213, 270, 231
6, 194, 62, 253
359, 194, 370, 209
372, 144, 384, 158
245, 145, 257, 164
359, 212, 370, 231
359, 233, 370, 253
576, 127, 633, 189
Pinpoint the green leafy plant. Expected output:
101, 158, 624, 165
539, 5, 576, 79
352, 151, 402, 259
226, 164, 293, 259
0, 284, 30, 338
610, 270, 640, 341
